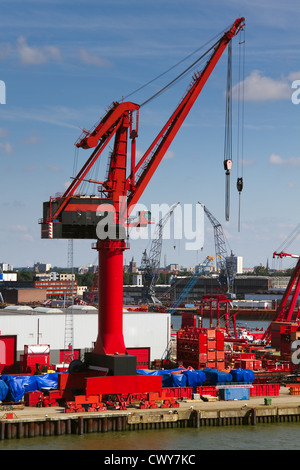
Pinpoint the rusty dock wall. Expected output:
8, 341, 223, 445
1, 401, 300, 441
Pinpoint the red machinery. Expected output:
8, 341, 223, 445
263, 251, 300, 343
20, 344, 50, 374
39, 18, 245, 391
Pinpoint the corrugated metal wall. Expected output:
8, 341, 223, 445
0, 310, 171, 364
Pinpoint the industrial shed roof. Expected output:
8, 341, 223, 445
4, 305, 33, 311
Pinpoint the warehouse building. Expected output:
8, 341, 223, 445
0, 306, 171, 372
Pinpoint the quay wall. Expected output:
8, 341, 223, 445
1, 403, 300, 441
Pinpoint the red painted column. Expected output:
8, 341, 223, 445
93, 239, 127, 356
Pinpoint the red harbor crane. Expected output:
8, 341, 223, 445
40, 18, 245, 380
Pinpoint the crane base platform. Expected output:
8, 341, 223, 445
85, 352, 137, 376
85, 374, 162, 397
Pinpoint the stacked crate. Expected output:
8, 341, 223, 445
176, 327, 225, 370
206, 328, 225, 370
232, 352, 262, 370
280, 328, 300, 362
270, 321, 299, 350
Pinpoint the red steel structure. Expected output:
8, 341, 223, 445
40, 18, 245, 375
263, 251, 300, 343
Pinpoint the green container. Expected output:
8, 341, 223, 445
264, 398, 272, 406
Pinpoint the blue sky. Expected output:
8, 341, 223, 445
1, 0, 300, 271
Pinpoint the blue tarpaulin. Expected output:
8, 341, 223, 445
0, 380, 8, 401
182, 370, 206, 388
203, 368, 233, 385
138, 368, 206, 389
230, 368, 255, 384
1, 373, 59, 402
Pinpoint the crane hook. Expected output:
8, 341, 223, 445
237, 177, 243, 193
237, 177, 243, 232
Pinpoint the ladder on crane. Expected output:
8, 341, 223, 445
62, 239, 75, 363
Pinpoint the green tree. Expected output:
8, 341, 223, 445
17, 271, 33, 282
253, 265, 269, 276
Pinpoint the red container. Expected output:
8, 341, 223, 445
216, 340, 225, 351
207, 360, 216, 368
241, 360, 253, 369
207, 329, 216, 339
253, 360, 262, 370
24, 391, 43, 407
216, 330, 224, 341
199, 353, 207, 362
250, 384, 280, 397
216, 351, 225, 360
216, 361, 225, 370
207, 340, 216, 350
163, 387, 193, 399
207, 351, 216, 360
196, 386, 218, 397
199, 343, 208, 353
199, 333, 208, 342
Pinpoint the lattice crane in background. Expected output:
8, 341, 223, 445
39, 18, 245, 376
199, 202, 236, 296
140, 202, 179, 304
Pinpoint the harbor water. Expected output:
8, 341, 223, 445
1, 422, 300, 450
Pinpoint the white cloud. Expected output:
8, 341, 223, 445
269, 153, 283, 165
7, 225, 27, 232
0, 43, 12, 60
1, 105, 80, 129
269, 153, 300, 167
0, 142, 13, 154
17, 36, 62, 65
6, 224, 35, 242
46, 163, 61, 172
233, 70, 291, 102
241, 159, 255, 167
23, 135, 40, 145
78, 48, 112, 67
164, 150, 175, 160
0, 128, 10, 138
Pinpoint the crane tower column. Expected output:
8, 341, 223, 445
94, 239, 126, 356
85, 239, 137, 375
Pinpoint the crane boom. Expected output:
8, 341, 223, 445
200, 203, 228, 273
126, 17, 245, 214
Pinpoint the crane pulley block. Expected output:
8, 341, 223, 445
224, 159, 232, 174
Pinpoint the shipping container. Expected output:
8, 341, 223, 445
220, 387, 249, 401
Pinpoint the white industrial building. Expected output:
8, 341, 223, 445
0, 306, 171, 368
